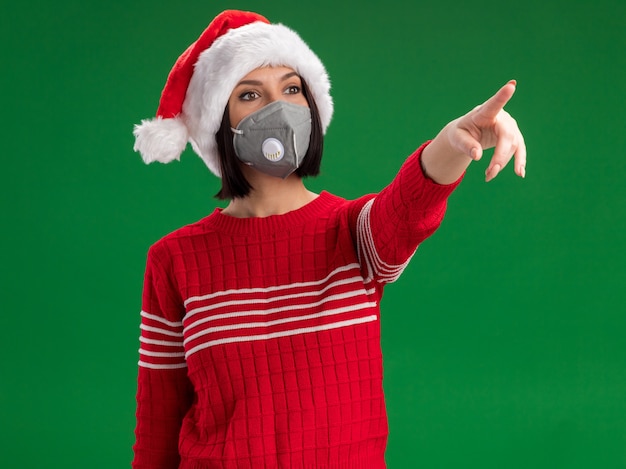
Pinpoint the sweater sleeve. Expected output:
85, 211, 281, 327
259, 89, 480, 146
132, 243, 193, 469
350, 141, 462, 283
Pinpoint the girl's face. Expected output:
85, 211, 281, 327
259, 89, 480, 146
228, 66, 309, 128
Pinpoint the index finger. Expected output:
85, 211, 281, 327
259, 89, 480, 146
477, 80, 517, 122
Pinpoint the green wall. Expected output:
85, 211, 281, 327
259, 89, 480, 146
2, 0, 625, 467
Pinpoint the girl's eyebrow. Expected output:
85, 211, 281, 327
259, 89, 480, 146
236, 79, 262, 86
280, 71, 300, 81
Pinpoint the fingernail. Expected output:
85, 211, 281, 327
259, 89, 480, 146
521, 165, 526, 178
486, 164, 501, 182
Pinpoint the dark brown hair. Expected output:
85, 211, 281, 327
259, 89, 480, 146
214, 78, 324, 200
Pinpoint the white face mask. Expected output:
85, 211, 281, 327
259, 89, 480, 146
231, 101, 312, 179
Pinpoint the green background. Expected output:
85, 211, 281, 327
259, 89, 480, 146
2, 0, 625, 467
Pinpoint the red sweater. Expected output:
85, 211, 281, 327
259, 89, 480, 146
132, 143, 461, 468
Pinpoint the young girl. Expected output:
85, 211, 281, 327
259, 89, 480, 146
131, 10, 526, 469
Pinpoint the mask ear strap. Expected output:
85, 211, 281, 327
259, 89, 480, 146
231, 127, 244, 135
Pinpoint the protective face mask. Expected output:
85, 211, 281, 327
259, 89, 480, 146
231, 100, 312, 179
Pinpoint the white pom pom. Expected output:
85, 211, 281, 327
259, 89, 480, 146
133, 116, 189, 164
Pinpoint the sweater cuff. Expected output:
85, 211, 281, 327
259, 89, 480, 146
398, 141, 464, 211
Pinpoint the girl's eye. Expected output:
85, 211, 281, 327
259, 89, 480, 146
285, 86, 301, 95
239, 91, 260, 101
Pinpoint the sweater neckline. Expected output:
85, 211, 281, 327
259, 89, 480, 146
206, 191, 339, 236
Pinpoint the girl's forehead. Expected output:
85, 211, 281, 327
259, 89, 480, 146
238, 65, 299, 82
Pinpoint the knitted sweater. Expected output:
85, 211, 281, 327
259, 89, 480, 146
132, 143, 461, 468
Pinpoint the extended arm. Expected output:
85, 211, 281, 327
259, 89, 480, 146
349, 81, 526, 284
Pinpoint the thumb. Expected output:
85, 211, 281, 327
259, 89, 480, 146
449, 123, 484, 161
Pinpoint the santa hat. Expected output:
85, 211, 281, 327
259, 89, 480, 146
133, 10, 333, 176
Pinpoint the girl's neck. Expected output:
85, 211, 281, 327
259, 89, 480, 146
222, 172, 318, 219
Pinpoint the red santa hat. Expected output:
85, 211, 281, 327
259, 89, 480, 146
133, 10, 333, 176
